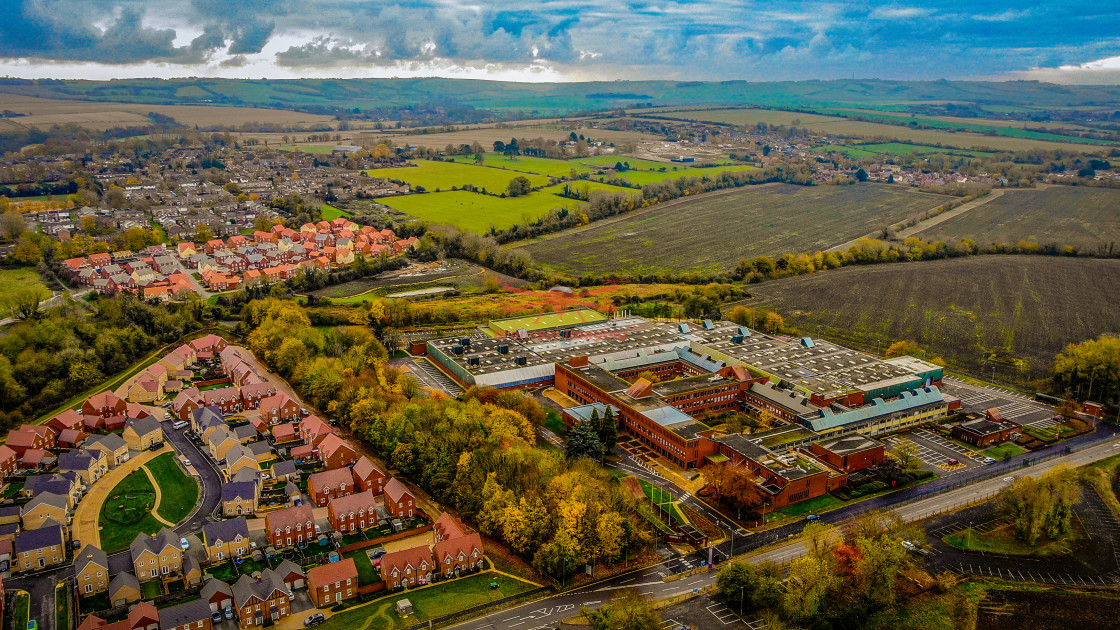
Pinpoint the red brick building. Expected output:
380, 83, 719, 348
259, 393, 300, 425
82, 392, 128, 418
433, 533, 484, 579
327, 491, 378, 533
317, 434, 358, 470
307, 558, 358, 607
383, 478, 416, 519
307, 468, 354, 507
351, 456, 386, 494
807, 436, 885, 473
951, 409, 1021, 447
264, 505, 315, 548
380, 545, 434, 590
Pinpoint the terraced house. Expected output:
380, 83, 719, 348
265, 504, 315, 548
380, 545, 434, 590
203, 517, 251, 562
307, 467, 354, 507
327, 490, 378, 533
221, 481, 259, 517
130, 528, 183, 582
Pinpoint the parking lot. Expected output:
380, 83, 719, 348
941, 377, 1057, 428
884, 428, 990, 476
658, 593, 757, 629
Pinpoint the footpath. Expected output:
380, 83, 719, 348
71, 449, 166, 548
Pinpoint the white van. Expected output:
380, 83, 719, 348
172, 420, 188, 430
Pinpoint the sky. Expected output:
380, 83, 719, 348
1, 0, 1119, 84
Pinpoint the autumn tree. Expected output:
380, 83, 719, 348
889, 441, 920, 471
1003, 466, 1079, 545
1053, 335, 1120, 405
0, 212, 25, 240
8, 287, 47, 320
194, 223, 214, 243
716, 560, 783, 614
581, 589, 660, 630
884, 340, 922, 358
635, 370, 657, 384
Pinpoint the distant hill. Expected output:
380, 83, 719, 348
1, 77, 1119, 119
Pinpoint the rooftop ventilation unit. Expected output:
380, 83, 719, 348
678, 323, 691, 334
452, 346, 463, 355
459, 338, 471, 347
497, 345, 509, 354
702, 319, 715, 330
514, 356, 527, 366
731, 335, 744, 344
800, 337, 815, 348
738, 327, 751, 337
468, 357, 480, 367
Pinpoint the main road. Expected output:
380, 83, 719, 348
449, 432, 1120, 630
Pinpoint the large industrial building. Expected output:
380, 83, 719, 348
421, 308, 955, 513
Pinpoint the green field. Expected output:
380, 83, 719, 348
145, 452, 199, 524
0, 267, 50, 305
316, 572, 537, 630
576, 155, 689, 170
365, 160, 551, 192
320, 204, 352, 220
820, 143, 987, 158
915, 185, 1120, 253
744, 255, 1120, 384
489, 308, 607, 333
99, 468, 164, 553
521, 183, 950, 274
448, 152, 593, 178
613, 164, 755, 185
379, 182, 635, 233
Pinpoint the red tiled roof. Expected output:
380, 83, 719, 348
307, 558, 357, 590
383, 477, 411, 503
380, 545, 433, 578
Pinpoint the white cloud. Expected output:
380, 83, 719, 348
1008, 54, 1120, 84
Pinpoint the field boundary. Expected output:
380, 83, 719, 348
894, 189, 1007, 240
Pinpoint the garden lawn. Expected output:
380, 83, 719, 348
317, 572, 536, 630
55, 582, 69, 630
99, 469, 164, 553
144, 452, 199, 524
0, 267, 49, 305
365, 160, 550, 192
343, 549, 378, 586
141, 581, 162, 600
981, 443, 1028, 460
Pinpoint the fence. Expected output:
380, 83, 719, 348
87, 584, 203, 620
399, 586, 551, 630
338, 525, 434, 554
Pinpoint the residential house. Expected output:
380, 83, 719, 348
327, 491, 378, 533
221, 445, 260, 481
6, 429, 51, 458
123, 416, 163, 450
0, 446, 15, 481
191, 406, 226, 438
203, 517, 251, 562
271, 423, 296, 444
270, 461, 299, 483
221, 482, 259, 517
383, 478, 417, 519
57, 429, 90, 449
74, 544, 110, 595
380, 545, 434, 590
264, 505, 315, 549
231, 570, 292, 628
127, 376, 162, 403
82, 391, 127, 418
202, 388, 241, 414
22, 472, 80, 506
307, 468, 354, 507
433, 531, 484, 579
239, 382, 275, 410
14, 524, 65, 571
317, 434, 358, 470
307, 558, 358, 607
259, 393, 300, 425
129, 603, 161, 630
21, 493, 70, 533
207, 427, 240, 461
86, 433, 130, 466
158, 599, 213, 630
298, 416, 334, 446
46, 409, 84, 435
57, 450, 104, 485
351, 456, 386, 494
130, 528, 182, 582
173, 388, 205, 422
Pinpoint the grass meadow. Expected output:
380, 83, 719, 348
365, 160, 551, 192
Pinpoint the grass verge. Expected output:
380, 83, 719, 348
99, 468, 164, 553
144, 452, 200, 524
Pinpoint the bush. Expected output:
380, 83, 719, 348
851, 481, 888, 498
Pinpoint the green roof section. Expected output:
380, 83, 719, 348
488, 307, 607, 334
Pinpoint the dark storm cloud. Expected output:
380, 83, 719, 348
0, 0, 1118, 81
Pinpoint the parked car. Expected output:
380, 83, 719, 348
180, 537, 190, 550
947, 458, 960, 466
983, 457, 997, 464
224, 607, 234, 620
806, 514, 820, 522
172, 420, 188, 430
211, 612, 222, 623
370, 548, 387, 559
148, 442, 163, 451
304, 613, 325, 627
180, 457, 191, 467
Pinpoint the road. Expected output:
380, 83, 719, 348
449, 431, 1120, 630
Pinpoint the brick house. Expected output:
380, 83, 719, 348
383, 478, 416, 519
258, 393, 300, 425
231, 570, 291, 628
351, 456, 386, 494
317, 434, 358, 470
380, 545, 434, 590
75, 544, 110, 595
307, 558, 358, 607
264, 505, 315, 549
327, 491, 378, 533
807, 436, 886, 473
433, 532, 484, 579
307, 468, 354, 507
82, 391, 127, 418
130, 528, 182, 582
